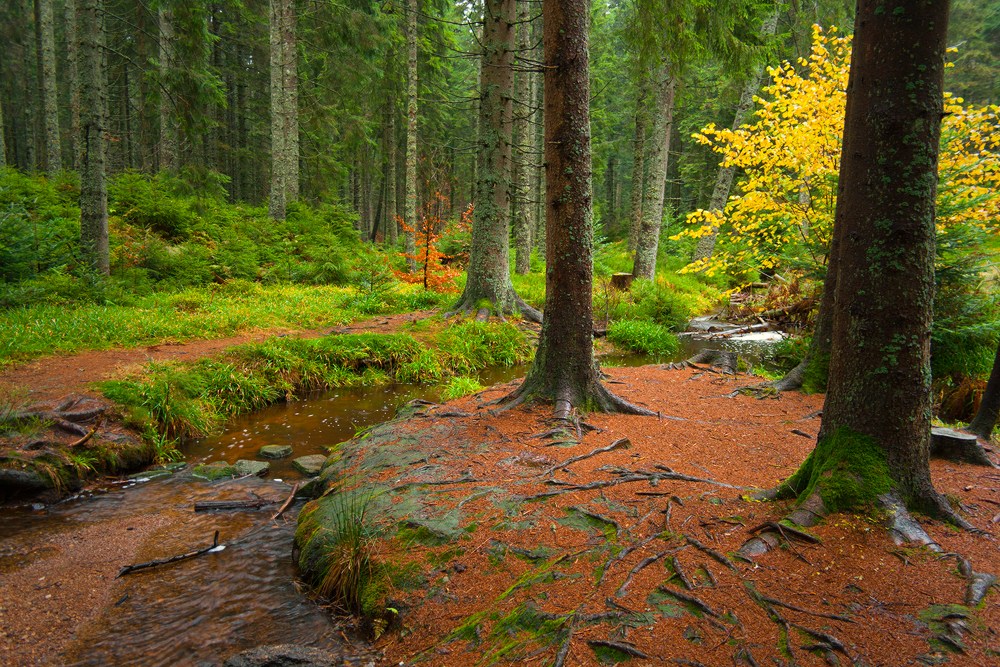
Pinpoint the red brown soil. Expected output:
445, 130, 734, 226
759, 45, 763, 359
329, 369, 1000, 667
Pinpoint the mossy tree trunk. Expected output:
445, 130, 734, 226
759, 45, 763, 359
531, 12, 545, 262
157, 4, 176, 173
281, 0, 298, 202
35, 0, 61, 173
511, 0, 533, 276
268, 0, 286, 220
967, 341, 1000, 440
783, 0, 953, 515
451, 0, 539, 321
403, 0, 418, 271
385, 106, 398, 245
631, 64, 675, 280
502, 0, 651, 419
626, 82, 647, 253
78, 0, 109, 275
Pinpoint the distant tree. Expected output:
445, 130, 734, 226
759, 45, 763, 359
967, 341, 1000, 440
78, 0, 109, 275
403, 0, 418, 270
157, 2, 177, 172
511, 0, 533, 276
782, 0, 960, 518
502, 0, 652, 419
451, 0, 540, 321
0, 99, 6, 166
34, 0, 61, 173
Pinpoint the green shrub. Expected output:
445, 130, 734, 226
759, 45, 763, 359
607, 320, 680, 359
440, 376, 483, 400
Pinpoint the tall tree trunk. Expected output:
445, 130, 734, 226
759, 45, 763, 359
502, 0, 650, 418
268, 0, 286, 220
512, 0, 533, 275
35, 0, 61, 172
78, 0, 108, 275
691, 5, 780, 263
530, 10, 545, 261
967, 341, 1000, 440
0, 100, 6, 166
786, 0, 954, 516
627, 84, 647, 252
385, 107, 398, 245
604, 153, 616, 233
403, 0, 418, 270
158, 5, 176, 172
631, 65, 675, 280
281, 0, 298, 201
65, 0, 80, 169
451, 0, 538, 320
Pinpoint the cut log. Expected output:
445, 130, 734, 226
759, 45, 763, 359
930, 427, 995, 467
194, 498, 277, 512
610, 273, 634, 291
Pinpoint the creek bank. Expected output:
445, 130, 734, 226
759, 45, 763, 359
293, 367, 999, 666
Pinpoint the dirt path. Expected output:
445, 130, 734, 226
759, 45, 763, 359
0, 311, 432, 406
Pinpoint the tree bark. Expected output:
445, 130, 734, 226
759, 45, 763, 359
512, 0, 533, 275
385, 107, 398, 245
967, 341, 1000, 440
281, 0, 298, 201
158, 4, 176, 172
627, 84, 646, 252
502, 0, 651, 418
268, 0, 286, 220
403, 0, 418, 271
64, 0, 80, 168
531, 11, 545, 261
35, 0, 61, 172
691, 5, 780, 263
0, 99, 6, 166
791, 0, 953, 514
452, 0, 538, 320
631, 64, 675, 280
78, 0, 108, 275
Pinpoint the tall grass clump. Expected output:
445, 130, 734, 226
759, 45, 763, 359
436, 321, 533, 373
607, 320, 680, 359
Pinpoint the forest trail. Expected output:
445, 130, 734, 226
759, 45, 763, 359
0, 310, 435, 406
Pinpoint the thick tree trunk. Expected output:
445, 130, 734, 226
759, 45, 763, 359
788, 0, 953, 514
35, 0, 61, 172
512, 0, 533, 275
451, 0, 538, 320
531, 11, 545, 261
967, 341, 1000, 440
503, 0, 651, 418
631, 65, 675, 280
158, 5, 176, 172
268, 0, 286, 220
64, 0, 80, 168
403, 0, 418, 271
78, 0, 108, 275
691, 5, 780, 263
627, 84, 646, 252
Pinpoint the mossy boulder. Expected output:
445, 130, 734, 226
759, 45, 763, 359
259, 445, 293, 459
234, 459, 270, 477
192, 461, 237, 481
292, 454, 326, 476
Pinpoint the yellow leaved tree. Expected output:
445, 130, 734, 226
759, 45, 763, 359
676, 25, 1000, 283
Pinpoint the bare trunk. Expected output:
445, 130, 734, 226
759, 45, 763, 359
268, 0, 286, 220
281, 0, 298, 201
385, 108, 398, 245
0, 100, 6, 166
512, 0, 533, 275
78, 0, 108, 275
65, 0, 80, 169
968, 341, 1000, 440
692, 6, 780, 262
452, 0, 538, 320
503, 0, 650, 417
631, 65, 675, 280
627, 85, 647, 252
35, 0, 61, 172
403, 0, 418, 271
158, 6, 176, 172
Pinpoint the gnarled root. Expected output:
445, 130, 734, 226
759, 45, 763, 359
444, 294, 542, 324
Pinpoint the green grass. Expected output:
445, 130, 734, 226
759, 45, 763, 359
607, 320, 680, 359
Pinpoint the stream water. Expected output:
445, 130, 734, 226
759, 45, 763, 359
0, 326, 784, 665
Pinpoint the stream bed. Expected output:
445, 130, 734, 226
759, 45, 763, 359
0, 324, 786, 665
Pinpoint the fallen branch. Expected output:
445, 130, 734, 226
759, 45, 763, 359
685, 535, 738, 572
271, 482, 300, 521
117, 530, 224, 577
542, 438, 630, 477
194, 498, 277, 512
69, 415, 104, 448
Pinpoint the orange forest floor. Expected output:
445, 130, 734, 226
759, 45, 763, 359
0, 326, 997, 666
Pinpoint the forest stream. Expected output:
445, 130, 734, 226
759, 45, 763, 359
0, 330, 782, 666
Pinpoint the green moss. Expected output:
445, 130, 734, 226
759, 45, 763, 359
782, 427, 893, 512
591, 643, 636, 664
800, 350, 829, 394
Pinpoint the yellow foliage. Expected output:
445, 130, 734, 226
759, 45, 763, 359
675, 25, 1000, 280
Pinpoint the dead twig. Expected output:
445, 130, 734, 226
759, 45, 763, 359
117, 530, 224, 577
271, 482, 301, 521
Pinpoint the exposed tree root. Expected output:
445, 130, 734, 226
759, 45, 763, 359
444, 293, 542, 324
541, 438, 630, 477
664, 349, 738, 375
615, 548, 679, 597
585, 640, 649, 660
670, 555, 694, 590
685, 535, 738, 572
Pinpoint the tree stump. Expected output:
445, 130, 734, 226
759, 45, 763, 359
610, 273, 634, 291
930, 427, 995, 467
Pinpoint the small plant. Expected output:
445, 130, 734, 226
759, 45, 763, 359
396, 193, 467, 293
317, 490, 385, 616
441, 376, 483, 400
607, 320, 680, 359
149, 430, 183, 464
